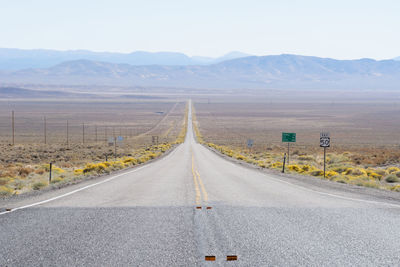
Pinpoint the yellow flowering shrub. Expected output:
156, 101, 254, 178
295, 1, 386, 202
74, 169, 83, 175
326, 170, 339, 178
0, 186, 13, 196
386, 167, 400, 174
271, 162, 283, 169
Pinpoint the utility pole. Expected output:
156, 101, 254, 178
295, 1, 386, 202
66, 120, 69, 148
82, 123, 85, 144
44, 116, 47, 145
105, 126, 107, 144
114, 136, 117, 161
11, 110, 15, 145
113, 127, 117, 160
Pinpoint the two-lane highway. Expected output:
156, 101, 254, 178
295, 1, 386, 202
1, 101, 400, 266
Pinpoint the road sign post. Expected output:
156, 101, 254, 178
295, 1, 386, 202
282, 132, 296, 164
282, 153, 286, 173
320, 132, 331, 178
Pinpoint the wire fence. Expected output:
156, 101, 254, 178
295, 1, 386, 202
0, 111, 176, 146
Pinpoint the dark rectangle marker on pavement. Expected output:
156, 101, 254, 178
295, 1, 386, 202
227, 255, 238, 261
205, 256, 216, 261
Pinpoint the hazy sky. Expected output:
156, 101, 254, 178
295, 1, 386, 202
1, 0, 399, 59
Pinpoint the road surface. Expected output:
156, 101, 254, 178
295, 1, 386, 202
1, 101, 400, 266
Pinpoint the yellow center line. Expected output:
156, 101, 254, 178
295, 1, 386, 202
191, 148, 209, 206
196, 170, 208, 203
192, 153, 201, 205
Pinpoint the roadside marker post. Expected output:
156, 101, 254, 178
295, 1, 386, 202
49, 162, 52, 183
282, 153, 286, 173
282, 132, 296, 164
320, 132, 331, 178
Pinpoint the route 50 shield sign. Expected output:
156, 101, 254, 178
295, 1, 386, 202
320, 132, 330, 147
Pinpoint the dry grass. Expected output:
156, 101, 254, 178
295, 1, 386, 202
0, 99, 188, 197
193, 100, 400, 191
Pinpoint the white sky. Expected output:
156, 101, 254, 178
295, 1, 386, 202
1, 0, 399, 59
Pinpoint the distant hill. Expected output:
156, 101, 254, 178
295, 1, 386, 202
1, 54, 400, 90
0, 87, 93, 98
0, 48, 251, 70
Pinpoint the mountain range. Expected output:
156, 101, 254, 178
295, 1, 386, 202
0, 48, 251, 70
1, 54, 400, 90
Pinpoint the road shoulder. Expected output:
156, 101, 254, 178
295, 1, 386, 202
203, 144, 400, 205
0, 143, 180, 211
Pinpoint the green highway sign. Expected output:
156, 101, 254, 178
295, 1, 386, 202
282, 132, 296, 142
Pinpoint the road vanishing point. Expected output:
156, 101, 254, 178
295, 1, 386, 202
1, 101, 400, 266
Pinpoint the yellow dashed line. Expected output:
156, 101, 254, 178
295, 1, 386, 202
192, 153, 201, 205
196, 170, 208, 203
191, 149, 209, 205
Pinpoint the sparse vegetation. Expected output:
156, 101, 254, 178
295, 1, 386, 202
32, 181, 47, 190
385, 175, 400, 183
192, 101, 400, 192
0, 100, 188, 197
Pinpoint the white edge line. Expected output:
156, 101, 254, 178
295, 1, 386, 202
0, 144, 181, 216
266, 174, 400, 208
202, 144, 400, 209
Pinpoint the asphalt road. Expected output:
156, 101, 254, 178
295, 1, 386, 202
1, 102, 400, 266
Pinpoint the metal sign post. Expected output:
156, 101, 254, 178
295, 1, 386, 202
282, 153, 286, 173
282, 132, 296, 164
320, 132, 331, 178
